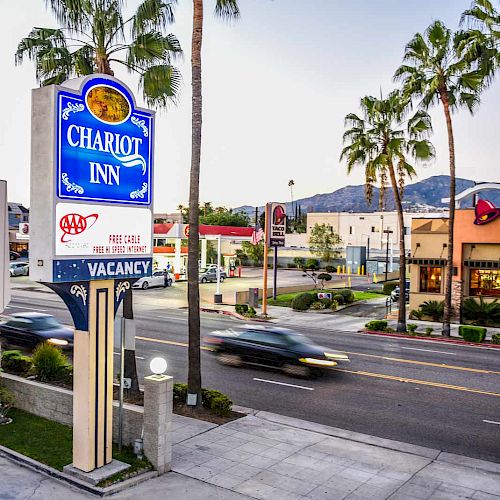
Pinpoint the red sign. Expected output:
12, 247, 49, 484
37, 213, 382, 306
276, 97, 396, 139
474, 199, 500, 225
184, 225, 190, 238
59, 213, 98, 243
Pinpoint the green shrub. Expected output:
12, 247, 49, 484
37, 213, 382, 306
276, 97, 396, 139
202, 389, 233, 417
173, 383, 188, 405
365, 320, 388, 331
325, 266, 335, 273
1, 350, 33, 375
291, 293, 315, 311
407, 324, 418, 335
333, 294, 344, 305
287, 263, 297, 269
305, 258, 319, 270
382, 281, 398, 295
459, 325, 486, 343
235, 304, 249, 315
337, 289, 355, 304
330, 300, 338, 311
409, 309, 424, 320
491, 334, 500, 345
320, 298, 332, 308
425, 327, 434, 336
293, 257, 305, 268
384, 327, 396, 333
310, 301, 325, 310
245, 306, 257, 318
32, 342, 71, 383
0, 386, 15, 422
462, 297, 500, 326
420, 300, 444, 321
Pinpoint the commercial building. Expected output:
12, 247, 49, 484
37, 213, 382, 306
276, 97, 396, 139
408, 184, 500, 320
8, 202, 29, 255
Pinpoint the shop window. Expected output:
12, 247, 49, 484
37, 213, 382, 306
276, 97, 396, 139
349, 226, 353, 235
371, 226, 375, 233
469, 269, 500, 297
419, 266, 442, 293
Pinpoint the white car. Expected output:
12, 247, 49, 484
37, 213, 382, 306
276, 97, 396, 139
9, 262, 29, 277
133, 271, 174, 290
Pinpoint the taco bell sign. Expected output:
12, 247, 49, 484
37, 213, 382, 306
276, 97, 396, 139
29, 74, 154, 283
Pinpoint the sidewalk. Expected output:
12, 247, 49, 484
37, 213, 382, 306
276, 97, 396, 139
2, 410, 500, 499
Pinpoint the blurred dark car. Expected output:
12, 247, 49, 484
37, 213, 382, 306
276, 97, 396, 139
204, 326, 349, 377
9, 251, 21, 260
0, 312, 73, 350
391, 281, 410, 303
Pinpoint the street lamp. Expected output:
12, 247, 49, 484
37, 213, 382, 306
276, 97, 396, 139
150, 357, 168, 376
383, 229, 393, 282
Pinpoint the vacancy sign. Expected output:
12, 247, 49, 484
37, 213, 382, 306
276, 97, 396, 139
55, 203, 151, 256
268, 203, 286, 247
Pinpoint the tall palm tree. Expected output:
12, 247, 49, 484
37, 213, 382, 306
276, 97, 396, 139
15, 0, 182, 107
288, 179, 295, 219
188, 0, 240, 406
341, 91, 435, 333
394, 20, 483, 336
16, 0, 182, 396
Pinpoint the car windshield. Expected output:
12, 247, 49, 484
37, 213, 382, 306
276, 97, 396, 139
284, 332, 315, 346
31, 317, 62, 330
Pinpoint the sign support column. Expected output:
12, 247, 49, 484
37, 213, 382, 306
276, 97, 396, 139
262, 204, 269, 316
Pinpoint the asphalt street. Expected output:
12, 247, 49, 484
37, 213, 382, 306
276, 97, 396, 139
4, 287, 500, 465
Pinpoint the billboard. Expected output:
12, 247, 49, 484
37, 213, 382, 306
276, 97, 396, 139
30, 75, 154, 283
268, 203, 286, 247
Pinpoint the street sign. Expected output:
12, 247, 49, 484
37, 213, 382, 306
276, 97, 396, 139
57, 77, 153, 205
268, 203, 286, 247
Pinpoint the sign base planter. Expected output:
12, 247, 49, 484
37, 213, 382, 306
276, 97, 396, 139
214, 293, 223, 304
63, 459, 129, 486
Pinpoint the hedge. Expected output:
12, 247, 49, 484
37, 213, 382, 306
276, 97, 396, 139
382, 281, 398, 295
458, 325, 487, 343
291, 293, 315, 311
1, 350, 33, 375
365, 320, 388, 331
492, 334, 500, 345
173, 383, 233, 416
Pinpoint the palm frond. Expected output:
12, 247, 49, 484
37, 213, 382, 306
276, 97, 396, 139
133, 0, 176, 36
214, 0, 240, 20
139, 63, 182, 107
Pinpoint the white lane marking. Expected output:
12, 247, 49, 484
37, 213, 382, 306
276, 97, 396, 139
6, 305, 48, 312
483, 419, 500, 425
113, 352, 145, 360
253, 378, 314, 391
401, 347, 456, 356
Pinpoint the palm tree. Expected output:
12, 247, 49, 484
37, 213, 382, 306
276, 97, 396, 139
341, 90, 435, 333
187, 0, 240, 406
15, 0, 182, 107
288, 179, 295, 219
394, 20, 483, 336
16, 0, 182, 397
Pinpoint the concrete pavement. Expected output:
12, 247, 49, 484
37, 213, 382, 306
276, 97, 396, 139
2, 410, 500, 499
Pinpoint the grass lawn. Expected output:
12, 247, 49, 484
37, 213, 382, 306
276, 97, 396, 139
0, 408, 151, 479
267, 290, 382, 307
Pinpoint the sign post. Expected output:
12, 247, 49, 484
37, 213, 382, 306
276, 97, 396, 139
30, 75, 154, 474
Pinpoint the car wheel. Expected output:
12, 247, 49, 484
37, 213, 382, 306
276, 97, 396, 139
142, 281, 149, 290
201, 277, 207, 283
217, 353, 243, 367
283, 363, 311, 378
219, 276, 225, 282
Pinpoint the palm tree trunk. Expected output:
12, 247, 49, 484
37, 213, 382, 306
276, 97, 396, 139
387, 163, 407, 333
187, 0, 203, 405
440, 90, 456, 337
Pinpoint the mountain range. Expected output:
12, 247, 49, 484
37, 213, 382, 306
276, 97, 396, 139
235, 176, 500, 216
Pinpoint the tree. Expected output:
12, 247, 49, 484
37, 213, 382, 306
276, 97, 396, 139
200, 205, 249, 226
288, 179, 295, 218
17, 0, 182, 399
241, 241, 264, 266
15, 0, 182, 107
308, 224, 343, 263
341, 91, 434, 333
395, 20, 483, 336
188, 0, 240, 406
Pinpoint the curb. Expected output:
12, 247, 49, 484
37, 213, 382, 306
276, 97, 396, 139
361, 329, 500, 348
0, 445, 158, 497
200, 307, 270, 323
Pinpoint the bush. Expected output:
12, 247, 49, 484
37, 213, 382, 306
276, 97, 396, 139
409, 309, 424, 320
291, 293, 315, 311
407, 324, 418, 335
420, 300, 444, 321
245, 306, 257, 318
365, 320, 388, 331
320, 297, 333, 308
0, 386, 15, 423
462, 297, 500, 326
310, 301, 325, 310
459, 325, 486, 343
293, 257, 305, 268
202, 389, 232, 417
333, 294, 344, 305
382, 281, 398, 295
425, 327, 434, 336
305, 258, 319, 270
337, 289, 355, 304
325, 266, 335, 273
287, 263, 297, 269
32, 342, 71, 383
235, 304, 249, 315
173, 383, 188, 405
491, 334, 500, 345
1, 350, 33, 375
330, 300, 338, 311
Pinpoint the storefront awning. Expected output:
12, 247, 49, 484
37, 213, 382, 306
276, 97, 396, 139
408, 258, 447, 266
464, 260, 500, 269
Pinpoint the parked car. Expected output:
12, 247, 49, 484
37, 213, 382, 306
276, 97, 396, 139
199, 268, 226, 283
204, 326, 350, 377
132, 271, 174, 290
391, 281, 410, 302
9, 251, 21, 260
0, 312, 73, 350
9, 262, 29, 277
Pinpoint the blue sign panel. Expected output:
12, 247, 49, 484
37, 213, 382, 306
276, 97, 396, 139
56, 77, 153, 205
53, 257, 152, 282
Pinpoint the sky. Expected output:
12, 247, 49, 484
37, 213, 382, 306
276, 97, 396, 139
1, 0, 499, 213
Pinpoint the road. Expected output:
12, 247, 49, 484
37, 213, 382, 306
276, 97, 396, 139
4, 287, 500, 464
